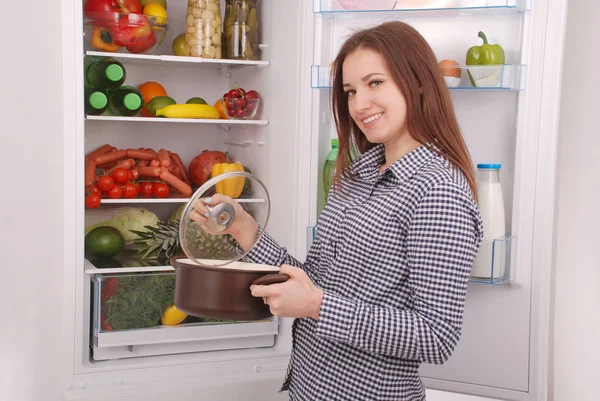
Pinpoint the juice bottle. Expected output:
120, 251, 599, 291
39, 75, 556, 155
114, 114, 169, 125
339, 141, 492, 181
85, 57, 126, 89
107, 86, 143, 116
322, 138, 339, 205
84, 88, 108, 116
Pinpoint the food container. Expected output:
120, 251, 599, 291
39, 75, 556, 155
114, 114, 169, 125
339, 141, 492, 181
185, 0, 222, 58
221, 96, 260, 119
223, 0, 260, 60
173, 171, 288, 321
83, 12, 168, 55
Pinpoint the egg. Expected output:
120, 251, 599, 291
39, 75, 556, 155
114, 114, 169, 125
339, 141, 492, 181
438, 59, 462, 79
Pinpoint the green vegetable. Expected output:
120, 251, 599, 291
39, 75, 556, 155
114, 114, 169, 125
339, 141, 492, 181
104, 273, 176, 330
466, 31, 505, 87
85, 207, 160, 242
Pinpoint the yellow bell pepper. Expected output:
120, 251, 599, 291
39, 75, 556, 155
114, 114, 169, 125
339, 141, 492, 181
161, 305, 188, 326
211, 152, 245, 198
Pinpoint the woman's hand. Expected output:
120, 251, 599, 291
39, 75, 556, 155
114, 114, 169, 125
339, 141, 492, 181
250, 265, 324, 320
188, 193, 258, 252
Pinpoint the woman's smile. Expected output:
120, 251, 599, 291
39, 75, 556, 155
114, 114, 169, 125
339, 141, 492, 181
362, 112, 384, 126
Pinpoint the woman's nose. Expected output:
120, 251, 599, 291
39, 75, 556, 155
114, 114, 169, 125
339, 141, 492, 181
352, 91, 372, 112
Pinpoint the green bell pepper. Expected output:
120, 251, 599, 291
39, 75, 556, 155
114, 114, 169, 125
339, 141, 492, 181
466, 31, 505, 87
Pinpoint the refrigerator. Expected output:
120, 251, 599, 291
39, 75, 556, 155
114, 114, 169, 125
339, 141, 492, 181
58, 0, 565, 400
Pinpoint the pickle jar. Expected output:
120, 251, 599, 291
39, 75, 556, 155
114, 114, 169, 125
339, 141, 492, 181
185, 0, 222, 58
223, 0, 260, 60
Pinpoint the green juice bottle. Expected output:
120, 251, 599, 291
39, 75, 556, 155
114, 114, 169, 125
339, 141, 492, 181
107, 86, 143, 116
84, 88, 108, 116
85, 57, 126, 89
322, 138, 339, 206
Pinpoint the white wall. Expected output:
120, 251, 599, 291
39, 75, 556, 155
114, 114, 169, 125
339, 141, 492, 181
0, 1, 66, 401
550, 0, 600, 400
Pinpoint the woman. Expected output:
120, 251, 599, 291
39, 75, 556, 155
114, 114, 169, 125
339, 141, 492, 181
191, 21, 483, 401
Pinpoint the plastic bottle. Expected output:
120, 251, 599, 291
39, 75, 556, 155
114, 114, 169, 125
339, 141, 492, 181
107, 86, 143, 116
322, 138, 339, 205
84, 88, 108, 116
470, 164, 506, 279
85, 57, 126, 89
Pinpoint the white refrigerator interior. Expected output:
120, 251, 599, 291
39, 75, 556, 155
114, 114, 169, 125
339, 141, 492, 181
55, 0, 565, 400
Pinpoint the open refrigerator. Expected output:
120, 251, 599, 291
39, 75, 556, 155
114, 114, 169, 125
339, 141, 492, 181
60, 0, 564, 400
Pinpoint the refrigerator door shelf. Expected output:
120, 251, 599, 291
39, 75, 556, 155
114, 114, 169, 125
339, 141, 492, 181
314, 0, 527, 16
311, 64, 527, 91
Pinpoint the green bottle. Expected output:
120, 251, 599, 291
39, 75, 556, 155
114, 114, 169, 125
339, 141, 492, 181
85, 57, 126, 89
85, 88, 108, 116
107, 86, 143, 116
322, 138, 339, 205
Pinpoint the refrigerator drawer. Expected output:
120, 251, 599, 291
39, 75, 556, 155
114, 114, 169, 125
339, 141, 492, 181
91, 272, 279, 361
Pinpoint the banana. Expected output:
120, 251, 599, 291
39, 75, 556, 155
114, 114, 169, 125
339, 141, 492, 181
155, 104, 220, 119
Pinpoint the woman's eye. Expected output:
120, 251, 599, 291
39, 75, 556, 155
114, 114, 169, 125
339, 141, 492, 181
370, 80, 382, 87
344, 89, 356, 97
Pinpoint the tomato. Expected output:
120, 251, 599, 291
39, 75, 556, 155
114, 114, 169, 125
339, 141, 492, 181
88, 184, 102, 196
152, 182, 171, 198
111, 168, 130, 184
85, 193, 102, 209
97, 175, 115, 191
140, 181, 154, 197
101, 277, 119, 302
107, 184, 123, 199
122, 183, 140, 198
127, 169, 135, 181
245, 90, 259, 99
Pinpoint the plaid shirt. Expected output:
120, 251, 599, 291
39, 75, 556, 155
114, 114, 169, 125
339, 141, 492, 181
245, 144, 483, 400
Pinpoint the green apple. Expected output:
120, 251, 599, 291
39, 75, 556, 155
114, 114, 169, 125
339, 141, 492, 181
172, 33, 187, 56
140, 0, 167, 10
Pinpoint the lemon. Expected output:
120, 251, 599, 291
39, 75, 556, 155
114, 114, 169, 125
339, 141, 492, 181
140, 0, 167, 9
143, 3, 168, 25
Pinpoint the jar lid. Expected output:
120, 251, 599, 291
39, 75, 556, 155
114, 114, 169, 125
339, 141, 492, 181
477, 163, 501, 169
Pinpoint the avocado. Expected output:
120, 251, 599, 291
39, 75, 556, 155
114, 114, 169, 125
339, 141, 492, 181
146, 96, 176, 116
186, 97, 208, 105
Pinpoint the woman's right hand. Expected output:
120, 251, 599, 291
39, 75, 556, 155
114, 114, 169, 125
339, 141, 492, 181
188, 193, 259, 252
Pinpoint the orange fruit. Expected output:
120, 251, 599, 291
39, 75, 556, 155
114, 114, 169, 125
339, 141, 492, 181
438, 59, 461, 78
214, 99, 228, 119
138, 81, 168, 117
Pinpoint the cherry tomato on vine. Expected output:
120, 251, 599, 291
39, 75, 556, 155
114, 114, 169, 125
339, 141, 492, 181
111, 168, 130, 184
97, 176, 115, 192
107, 185, 123, 199
140, 182, 154, 197
88, 184, 102, 196
85, 193, 101, 209
122, 183, 140, 199
152, 182, 171, 198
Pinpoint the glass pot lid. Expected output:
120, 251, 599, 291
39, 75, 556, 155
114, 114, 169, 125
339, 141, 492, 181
178, 171, 270, 267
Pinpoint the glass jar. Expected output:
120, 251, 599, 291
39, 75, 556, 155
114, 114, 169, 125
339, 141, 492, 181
185, 0, 222, 58
223, 0, 260, 60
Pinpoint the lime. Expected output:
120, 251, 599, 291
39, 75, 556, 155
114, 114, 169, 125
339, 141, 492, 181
85, 227, 125, 258
172, 33, 187, 56
186, 97, 208, 105
146, 96, 176, 116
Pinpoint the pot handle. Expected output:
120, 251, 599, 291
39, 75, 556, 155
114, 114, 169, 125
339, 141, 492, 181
169, 255, 186, 269
252, 273, 290, 286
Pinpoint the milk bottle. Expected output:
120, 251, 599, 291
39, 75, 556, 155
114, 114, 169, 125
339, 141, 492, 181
471, 164, 506, 279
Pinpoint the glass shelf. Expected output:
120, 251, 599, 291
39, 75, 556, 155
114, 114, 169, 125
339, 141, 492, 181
469, 234, 516, 285
311, 64, 526, 91
313, 0, 527, 17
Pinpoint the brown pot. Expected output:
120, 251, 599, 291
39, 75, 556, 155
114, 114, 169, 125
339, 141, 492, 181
171, 256, 289, 321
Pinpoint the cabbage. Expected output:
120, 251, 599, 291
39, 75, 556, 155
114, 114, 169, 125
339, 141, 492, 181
85, 207, 161, 242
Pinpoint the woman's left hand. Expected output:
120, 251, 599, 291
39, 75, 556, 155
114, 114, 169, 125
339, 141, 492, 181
250, 265, 324, 320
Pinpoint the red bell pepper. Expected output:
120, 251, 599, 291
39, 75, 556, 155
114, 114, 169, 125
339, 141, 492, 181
116, 0, 142, 14
84, 0, 143, 26
109, 13, 157, 53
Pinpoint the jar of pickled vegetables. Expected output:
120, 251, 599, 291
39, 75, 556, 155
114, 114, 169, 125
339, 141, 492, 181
223, 0, 260, 60
185, 0, 222, 58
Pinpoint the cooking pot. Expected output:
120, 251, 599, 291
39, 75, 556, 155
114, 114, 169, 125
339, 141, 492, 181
173, 171, 289, 321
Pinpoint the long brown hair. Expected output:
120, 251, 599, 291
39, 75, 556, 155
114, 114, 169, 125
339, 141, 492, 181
330, 21, 477, 201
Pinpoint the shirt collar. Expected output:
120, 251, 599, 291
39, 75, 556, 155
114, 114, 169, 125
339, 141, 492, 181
353, 143, 438, 184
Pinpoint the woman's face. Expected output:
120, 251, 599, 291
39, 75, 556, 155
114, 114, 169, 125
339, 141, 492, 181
342, 48, 409, 146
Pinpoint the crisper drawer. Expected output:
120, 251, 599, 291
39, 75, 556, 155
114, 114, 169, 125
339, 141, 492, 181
91, 272, 279, 361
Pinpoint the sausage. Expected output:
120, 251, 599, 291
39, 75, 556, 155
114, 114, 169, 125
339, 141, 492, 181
85, 160, 97, 188
126, 148, 158, 160
158, 149, 171, 168
96, 160, 118, 169
171, 165, 183, 181
107, 158, 136, 174
137, 159, 149, 167
160, 171, 193, 197
149, 159, 161, 167
170, 152, 190, 183
94, 149, 127, 165
138, 166, 164, 178
85, 144, 112, 162
131, 167, 139, 180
